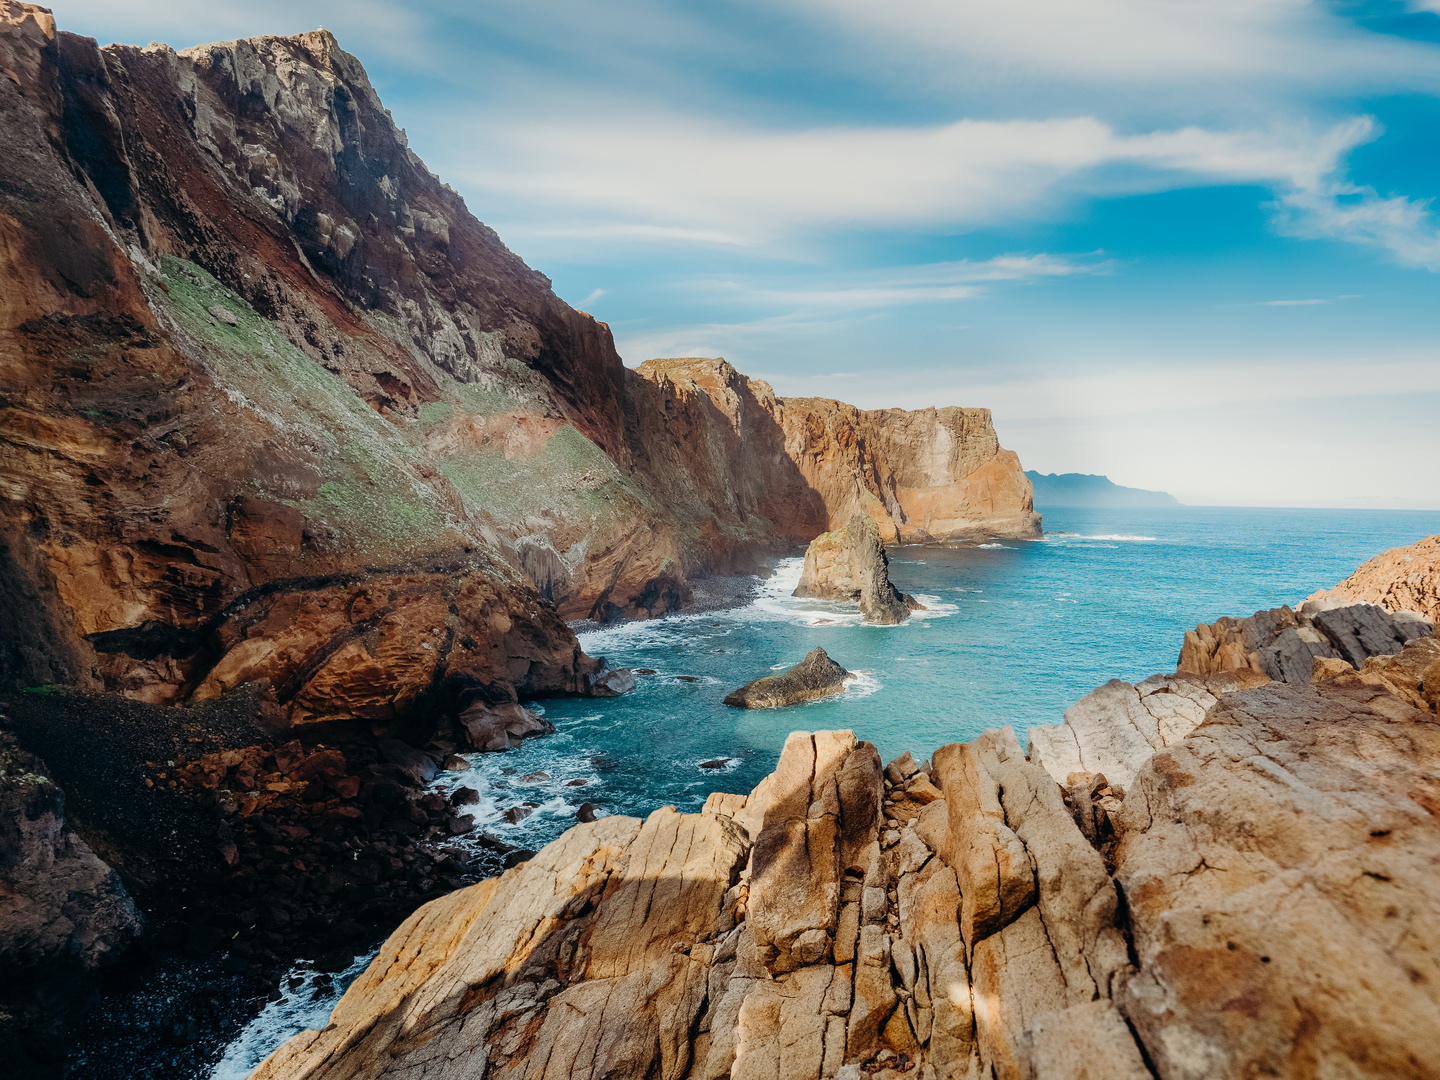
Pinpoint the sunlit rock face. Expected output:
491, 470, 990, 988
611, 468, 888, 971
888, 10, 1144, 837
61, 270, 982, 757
0, 5, 1041, 716
256, 664, 1440, 1080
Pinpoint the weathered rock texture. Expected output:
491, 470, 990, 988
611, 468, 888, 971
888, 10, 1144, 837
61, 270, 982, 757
1304, 533, 1440, 623
627, 358, 1041, 553
1178, 602, 1431, 684
794, 513, 920, 624
724, 647, 850, 709
0, 728, 141, 1067
0, 6, 1040, 719
260, 652, 1440, 1080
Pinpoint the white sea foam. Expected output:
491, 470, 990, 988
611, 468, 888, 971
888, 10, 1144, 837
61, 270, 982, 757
211, 951, 374, 1080
976, 543, 1014, 549
841, 670, 882, 699
1072, 534, 1157, 541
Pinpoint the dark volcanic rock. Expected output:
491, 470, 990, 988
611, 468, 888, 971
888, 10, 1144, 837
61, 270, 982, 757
793, 513, 920, 624
0, 727, 142, 1072
723, 647, 850, 709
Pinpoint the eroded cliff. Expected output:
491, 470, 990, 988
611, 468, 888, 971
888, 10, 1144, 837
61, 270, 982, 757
1, 6, 1041, 715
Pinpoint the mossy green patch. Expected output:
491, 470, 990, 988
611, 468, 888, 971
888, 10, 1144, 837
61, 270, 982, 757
151, 257, 459, 554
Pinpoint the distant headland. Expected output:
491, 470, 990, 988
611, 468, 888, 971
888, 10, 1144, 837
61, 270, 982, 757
1026, 470, 1180, 508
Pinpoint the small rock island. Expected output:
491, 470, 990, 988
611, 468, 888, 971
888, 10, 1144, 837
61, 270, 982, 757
724, 647, 851, 708
794, 514, 923, 625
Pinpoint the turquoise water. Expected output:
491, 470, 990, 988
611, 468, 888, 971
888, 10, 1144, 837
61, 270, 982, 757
430, 506, 1440, 854
214, 506, 1439, 1076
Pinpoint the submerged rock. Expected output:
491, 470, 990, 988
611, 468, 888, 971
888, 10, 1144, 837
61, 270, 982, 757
723, 647, 850, 708
793, 513, 922, 624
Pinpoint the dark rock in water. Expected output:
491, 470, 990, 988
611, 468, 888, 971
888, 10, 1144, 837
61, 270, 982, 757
314, 948, 354, 974
503, 806, 533, 824
458, 702, 555, 753
449, 786, 480, 806
590, 754, 619, 773
519, 771, 551, 783
377, 739, 439, 785
676, 675, 701, 683
502, 850, 536, 869
566, 779, 587, 787
793, 513, 913, 624
698, 759, 730, 770
590, 668, 637, 696
634, 669, 658, 676
476, 833, 512, 853
576, 802, 599, 823
445, 813, 475, 835
723, 647, 850, 709
442, 754, 470, 772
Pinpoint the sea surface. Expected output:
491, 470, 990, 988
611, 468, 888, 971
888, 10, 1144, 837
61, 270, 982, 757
213, 505, 1440, 1077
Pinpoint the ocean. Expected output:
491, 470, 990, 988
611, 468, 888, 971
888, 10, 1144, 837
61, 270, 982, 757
211, 505, 1440, 1077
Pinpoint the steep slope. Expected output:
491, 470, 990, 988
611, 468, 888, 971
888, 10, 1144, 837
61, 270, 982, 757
0, 6, 1040, 714
1304, 533, 1440, 623
0, 4, 602, 718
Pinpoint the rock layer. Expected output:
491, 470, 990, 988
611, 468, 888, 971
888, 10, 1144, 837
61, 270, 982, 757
0, 727, 142, 1069
794, 513, 919, 624
1177, 601, 1431, 684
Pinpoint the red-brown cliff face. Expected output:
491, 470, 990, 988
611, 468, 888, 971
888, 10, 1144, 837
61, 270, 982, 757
0, 4, 602, 720
0, 7, 1040, 714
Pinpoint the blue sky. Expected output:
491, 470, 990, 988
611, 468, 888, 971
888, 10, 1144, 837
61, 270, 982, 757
65, 1, 1440, 508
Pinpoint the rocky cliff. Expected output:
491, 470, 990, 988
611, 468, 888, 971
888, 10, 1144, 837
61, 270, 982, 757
1303, 533, 1440, 623
794, 513, 919, 624
0, 6, 1040, 715
1177, 535, 1437, 684
257, 660, 1440, 1080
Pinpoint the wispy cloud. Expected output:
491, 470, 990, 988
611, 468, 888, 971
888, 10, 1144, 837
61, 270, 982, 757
579, 288, 606, 307
1271, 182, 1440, 271
688, 253, 1110, 310
455, 113, 1378, 247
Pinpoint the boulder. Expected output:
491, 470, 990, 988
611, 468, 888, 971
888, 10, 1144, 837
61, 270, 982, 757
793, 513, 917, 624
0, 732, 142, 1058
724, 647, 850, 709
591, 668, 638, 697
458, 701, 556, 752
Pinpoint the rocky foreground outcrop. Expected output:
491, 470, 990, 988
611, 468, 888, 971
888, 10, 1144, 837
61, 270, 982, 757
1178, 600, 1431, 684
724, 647, 851, 709
794, 514, 921, 624
257, 660, 1440, 1080
1304, 533, 1440, 623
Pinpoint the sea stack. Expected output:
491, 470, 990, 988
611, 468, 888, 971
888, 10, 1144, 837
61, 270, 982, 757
723, 647, 850, 708
794, 513, 922, 624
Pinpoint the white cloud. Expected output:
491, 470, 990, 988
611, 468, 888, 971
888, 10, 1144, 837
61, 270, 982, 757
769, 0, 1440, 97
684, 254, 1110, 311
578, 288, 606, 307
1272, 183, 1440, 271
454, 113, 1376, 246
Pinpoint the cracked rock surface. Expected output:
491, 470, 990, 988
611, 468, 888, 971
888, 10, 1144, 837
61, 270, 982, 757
254, 658, 1440, 1080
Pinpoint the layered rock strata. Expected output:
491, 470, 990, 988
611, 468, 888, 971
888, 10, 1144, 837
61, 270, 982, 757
723, 647, 850, 709
262, 662, 1440, 1080
794, 513, 921, 624
0, 3, 1043, 720
627, 359, 1042, 556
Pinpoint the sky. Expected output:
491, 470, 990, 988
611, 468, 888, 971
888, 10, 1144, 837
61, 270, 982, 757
60, 1, 1440, 508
